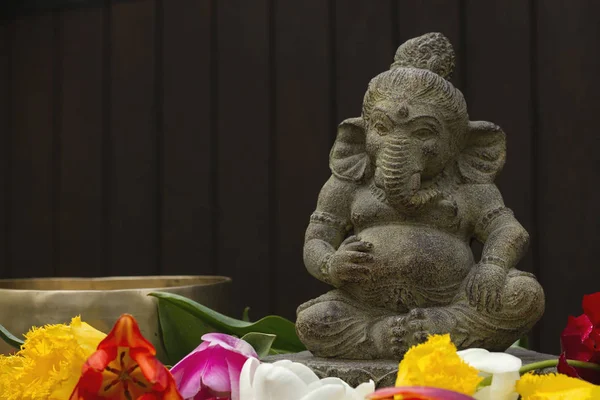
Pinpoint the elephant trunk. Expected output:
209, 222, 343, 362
380, 136, 440, 211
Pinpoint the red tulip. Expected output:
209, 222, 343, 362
69, 314, 183, 400
559, 292, 600, 384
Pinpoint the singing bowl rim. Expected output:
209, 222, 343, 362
0, 275, 232, 292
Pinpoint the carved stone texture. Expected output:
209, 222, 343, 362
296, 33, 545, 360
264, 348, 556, 389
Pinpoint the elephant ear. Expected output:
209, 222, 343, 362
329, 117, 372, 182
457, 121, 507, 184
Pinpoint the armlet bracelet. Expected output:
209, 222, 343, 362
310, 211, 351, 231
480, 255, 507, 268
475, 207, 513, 234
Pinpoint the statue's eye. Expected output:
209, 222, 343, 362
373, 122, 389, 135
412, 128, 436, 141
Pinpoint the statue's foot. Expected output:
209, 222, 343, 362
387, 270, 545, 355
386, 316, 409, 357
390, 307, 468, 353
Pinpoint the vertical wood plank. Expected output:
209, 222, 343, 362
463, 1, 534, 274
109, 1, 158, 276
216, 0, 271, 317
336, 0, 394, 121
0, 22, 9, 277
161, 0, 213, 275
57, 7, 105, 277
396, 0, 464, 90
10, 15, 56, 277
274, 0, 332, 318
536, 0, 600, 354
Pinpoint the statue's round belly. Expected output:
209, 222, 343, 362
345, 224, 474, 311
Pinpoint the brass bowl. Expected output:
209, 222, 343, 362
0, 276, 231, 361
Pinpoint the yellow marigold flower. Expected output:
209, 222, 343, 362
396, 334, 482, 396
0, 316, 106, 400
517, 372, 600, 400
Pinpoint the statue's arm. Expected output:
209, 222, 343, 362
471, 184, 530, 271
304, 175, 354, 285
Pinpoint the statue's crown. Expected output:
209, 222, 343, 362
391, 32, 455, 81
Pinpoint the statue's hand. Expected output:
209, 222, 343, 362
327, 235, 374, 286
465, 263, 507, 312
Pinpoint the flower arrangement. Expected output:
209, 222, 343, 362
2, 292, 600, 399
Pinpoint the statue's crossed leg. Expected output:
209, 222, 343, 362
296, 269, 545, 360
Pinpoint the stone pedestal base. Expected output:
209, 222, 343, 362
263, 348, 557, 388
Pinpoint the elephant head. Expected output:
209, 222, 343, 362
329, 33, 506, 212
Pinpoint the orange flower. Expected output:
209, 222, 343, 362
69, 314, 182, 400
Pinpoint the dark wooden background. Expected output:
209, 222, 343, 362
1, 0, 599, 355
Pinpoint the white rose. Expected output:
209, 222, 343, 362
239, 358, 375, 400
458, 348, 522, 400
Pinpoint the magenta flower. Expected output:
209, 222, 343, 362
368, 386, 476, 399
170, 333, 258, 400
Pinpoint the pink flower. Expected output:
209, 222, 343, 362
368, 386, 475, 399
170, 333, 258, 400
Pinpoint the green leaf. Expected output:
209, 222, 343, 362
0, 323, 24, 350
519, 335, 530, 350
510, 334, 530, 350
156, 299, 215, 364
149, 292, 306, 353
242, 307, 251, 322
241, 332, 276, 358
268, 347, 289, 355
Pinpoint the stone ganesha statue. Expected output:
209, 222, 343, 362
296, 33, 545, 360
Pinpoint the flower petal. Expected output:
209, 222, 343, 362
225, 352, 257, 400
368, 386, 476, 399
170, 350, 210, 398
69, 316, 107, 355
457, 348, 489, 360
138, 394, 161, 400
354, 380, 375, 397
201, 333, 258, 358
298, 384, 346, 400
583, 293, 600, 326
239, 357, 260, 400
560, 316, 600, 385
516, 372, 600, 399
199, 348, 234, 394
396, 334, 482, 395
458, 349, 521, 374
561, 314, 594, 361
228, 358, 242, 400
191, 384, 214, 400
97, 314, 156, 354
84, 347, 115, 372
272, 360, 320, 386
69, 369, 104, 400
557, 352, 580, 378
458, 348, 520, 399
488, 371, 520, 400
318, 377, 352, 389
474, 385, 518, 400
473, 386, 491, 400
457, 348, 491, 375
132, 350, 169, 389
253, 363, 309, 400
